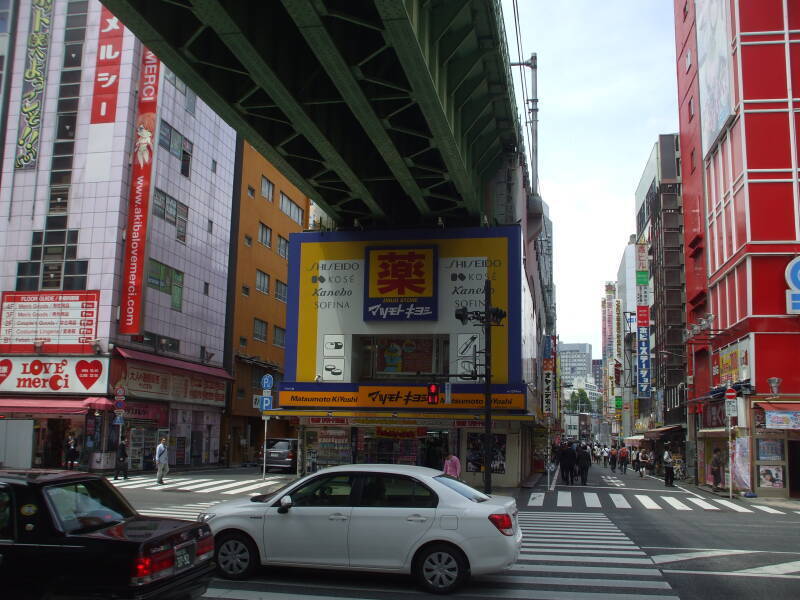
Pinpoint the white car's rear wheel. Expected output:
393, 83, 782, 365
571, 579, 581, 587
413, 543, 469, 594
216, 532, 258, 580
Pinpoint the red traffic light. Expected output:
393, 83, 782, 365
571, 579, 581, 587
427, 383, 440, 404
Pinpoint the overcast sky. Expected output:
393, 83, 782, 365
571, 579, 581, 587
502, 1, 679, 358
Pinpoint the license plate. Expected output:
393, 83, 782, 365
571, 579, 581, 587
175, 546, 192, 569
270, 452, 280, 457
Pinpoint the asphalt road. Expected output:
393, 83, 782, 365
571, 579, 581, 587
111, 463, 800, 600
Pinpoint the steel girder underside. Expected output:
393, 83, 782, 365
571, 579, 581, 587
102, 0, 521, 228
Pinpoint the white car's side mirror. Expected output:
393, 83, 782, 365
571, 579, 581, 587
278, 495, 293, 513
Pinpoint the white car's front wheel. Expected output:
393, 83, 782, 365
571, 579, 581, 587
215, 532, 258, 580
413, 543, 469, 594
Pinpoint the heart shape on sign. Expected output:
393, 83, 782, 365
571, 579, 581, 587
0, 359, 12, 385
75, 360, 103, 390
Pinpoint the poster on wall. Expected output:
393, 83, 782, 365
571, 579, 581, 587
764, 410, 800, 430
756, 439, 785, 461
758, 465, 785, 489
376, 338, 433, 374
733, 437, 750, 491
466, 432, 506, 474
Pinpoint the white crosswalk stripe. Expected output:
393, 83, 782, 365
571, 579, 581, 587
713, 498, 753, 513
136, 501, 219, 520
556, 491, 571, 507
661, 496, 691, 511
514, 512, 679, 599
635, 494, 662, 510
610, 493, 632, 508
686, 497, 719, 510
527, 492, 545, 506
109, 474, 295, 498
144, 478, 211, 490
751, 504, 785, 514
584, 492, 601, 507
222, 478, 287, 494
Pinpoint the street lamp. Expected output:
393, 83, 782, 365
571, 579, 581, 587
454, 280, 506, 494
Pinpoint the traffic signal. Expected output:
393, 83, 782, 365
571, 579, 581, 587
427, 383, 440, 404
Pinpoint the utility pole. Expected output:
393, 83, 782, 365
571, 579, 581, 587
483, 280, 493, 494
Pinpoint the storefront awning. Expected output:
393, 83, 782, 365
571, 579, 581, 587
644, 425, 684, 440
697, 427, 727, 435
0, 397, 112, 416
755, 402, 800, 411
624, 435, 646, 444
116, 347, 233, 379
261, 410, 535, 421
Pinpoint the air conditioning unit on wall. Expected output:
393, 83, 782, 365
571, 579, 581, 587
686, 375, 694, 385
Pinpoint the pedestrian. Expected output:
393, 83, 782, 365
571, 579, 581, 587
443, 449, 462, 479
609, 447, 618, 473
577, 444, 592, 486
638, 449, 648, 478
561, 443, 577, 485
594, 445, 601, 464
64, 434, 78, 470
663, 442, 675, 487
155, 438, 169, 484
710, 447, 723, 491
602, 446, 609, 468
114, 437, 129, 480
618, 446, 629, 474
631, 447, 639, 473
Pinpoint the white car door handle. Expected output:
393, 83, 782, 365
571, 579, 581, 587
328, 513, 349, 521
407, 515, 428, 522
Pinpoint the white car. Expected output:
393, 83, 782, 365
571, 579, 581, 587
198, 464, 521, 594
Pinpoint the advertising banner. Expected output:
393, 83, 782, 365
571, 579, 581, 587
277, 386, 525, 410
543, 369, 553, 414
119, 48, 161, 334
15, 0, 54, 169
637, 306, 650, 328
637, 326, 651, 398
0, 291, 100, 353
112, 362, 225, 407
364, 246, 437, 321
733, 437, 750, 491
466, 432, 507, 474
764, 411, 800, 430
90, 6, 124, 123
0, 356, 109, 394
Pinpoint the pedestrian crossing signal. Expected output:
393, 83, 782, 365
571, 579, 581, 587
427, 383, 440, 404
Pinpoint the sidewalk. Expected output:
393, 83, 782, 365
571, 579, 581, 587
494, 471, 544, 501
695, 482, 800, 510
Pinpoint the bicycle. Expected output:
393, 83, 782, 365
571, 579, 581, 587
672, 460, 687, 481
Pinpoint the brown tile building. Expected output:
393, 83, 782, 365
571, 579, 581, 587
222, 139, 309, 465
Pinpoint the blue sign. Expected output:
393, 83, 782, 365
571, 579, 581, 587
113, 416, 124, 425
785, 256, 800, 314
259, 395, 273, 411
260, 374, 274, 390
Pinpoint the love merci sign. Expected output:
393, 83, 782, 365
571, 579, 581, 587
0, 357, 109, 394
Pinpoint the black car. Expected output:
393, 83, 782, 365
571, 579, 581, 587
0, 470, 214, 600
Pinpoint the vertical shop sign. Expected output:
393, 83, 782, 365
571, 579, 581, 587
15, 0, 54, 169
119, 48, 160, 335
364, 246, 437, 321
90, 6, 124, 123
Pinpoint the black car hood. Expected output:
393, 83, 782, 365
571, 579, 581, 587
81, 515, 197, 542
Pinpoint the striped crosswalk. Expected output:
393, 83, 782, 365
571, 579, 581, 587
527, 490, 792, 514
109, 474, 293, 497
137, 501, 219, 520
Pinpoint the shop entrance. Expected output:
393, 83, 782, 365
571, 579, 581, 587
789, 441, 800, 498
43, 419, 68, 468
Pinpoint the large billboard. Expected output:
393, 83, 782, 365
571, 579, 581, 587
281, 227, 523, 407
697, 0, 734, 157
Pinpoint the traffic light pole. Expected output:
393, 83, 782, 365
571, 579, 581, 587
483, 280, 493, 495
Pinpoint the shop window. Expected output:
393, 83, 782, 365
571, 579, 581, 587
277, 235, 289, 259
352, 335, 450, 381
275, 280, 288, 303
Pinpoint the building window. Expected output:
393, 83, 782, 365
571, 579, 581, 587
275, 280, 288, 303
688, 97, 695, 120
253, 318, 267, 342
239, 336, 248, 347
247, 185, 255, 198
185, 89, 196, 115
211, 159, 217, 173
691, 148, 696, 172
280, 192, 304, 226
273, 326, 286, 348
258, 222, 272, 247
676, 157, 682, 178
685, 49, 692, 73
147, 259, 184, 311
159, 120, 193, 177
208, 219, 214, 234
153, 188, 188, 243
203, 281, 210, 296
244, 234, 252, 247
261, 176, 274, 201
277, 235, 289, 259
256, 269, 270, 293
17, 226, 86, 291
242, 285, 250, 296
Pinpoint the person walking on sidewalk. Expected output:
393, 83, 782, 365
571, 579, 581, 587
577, 444, 592, 485
114, 438, 129, 480
711, 447, 723, 491
155, 438, 169, 485
561, 443, 577, 485
638, 449, 648, 478
609, 447, 618, 473
602, 446, 609, 468
618, 446, 629, 474
631, 448, 639, 473
443, 450, 462, 479
663, 442, 675, 487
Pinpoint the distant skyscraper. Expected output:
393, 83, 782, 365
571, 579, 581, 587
558, 342, 592, 388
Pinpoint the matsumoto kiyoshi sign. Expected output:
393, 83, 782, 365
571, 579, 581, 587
0, 357, 109, 394
364, 246, 437, 321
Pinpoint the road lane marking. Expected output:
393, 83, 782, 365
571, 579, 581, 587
732, 560, 800, 575
517, 554, 655, 565
521, 548, 646, 556
175, 479, 235, 490
661, 569, 800, 580
527, 492, 545, 506
115, 479, 188, 489
610, 493, 631, 508
481, 574, 671, 589
686, 497, 719, 510
196, 479, 264, 493
221, 478, 287, 494
713, 499, 753, 512
661, 496, 692, 511
556, 491, 572, 507
584, 492, 601, 507
751, 504, 785, 514
144, 478, 210, 490
651, 549, 753, 564
635, 494, 662, 509
522, 542, 637, 549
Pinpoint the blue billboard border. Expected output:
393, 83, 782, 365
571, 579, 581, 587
283, 226, 523, 384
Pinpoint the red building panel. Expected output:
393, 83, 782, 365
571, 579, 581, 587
736, 262, 748, 321
733, 187, 747, 250
754, 333, 800, 393
744, 112, 793, 169
751, 255, 796, 315
739, 0, 785, 32
741, 44, 787, 99
748, 182, 796, 242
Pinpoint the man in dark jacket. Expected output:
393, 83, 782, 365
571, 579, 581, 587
577, 444, 592, 485
114, 438, 129, 480
560, 443, 577, 485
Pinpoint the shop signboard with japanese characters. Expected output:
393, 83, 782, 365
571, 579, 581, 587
0, 291, 99, 353
285, 227, 521, 391
15, 0, 54, 169
0, 356, 109, 394
90, 6, 124, 123
112, 361, 225, 407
